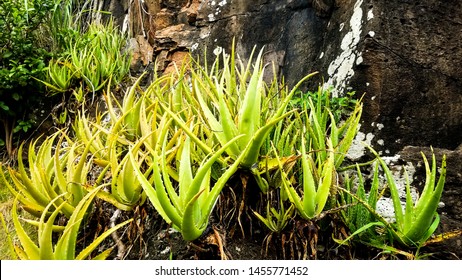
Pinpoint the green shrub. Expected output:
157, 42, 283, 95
0, 0, 53, 96
11, 187, 132, 260
0, 0, 54, 155
43, 19, 131, 98
290, 88, 358, 123
0, 0, 131, 157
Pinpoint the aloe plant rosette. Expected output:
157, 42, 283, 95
371, 148, 447, 247
131, 117, 248, 241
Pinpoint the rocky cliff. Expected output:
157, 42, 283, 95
105, 0, 462, 153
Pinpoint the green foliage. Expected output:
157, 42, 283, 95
338, 163, 382, 244
253, 88, 362, 221
0, 0, 53, 112
11, 187, 132, 260
132, 126, 246, 241
0, 211, 18, 259
43, 19, 131, 97
302, 87, 362, 168
67, 44, 320, 240
0, 0, 131, 157
290, 88, 357, 123
0, 131, 96, 218
277, 136, 335, 220
253, 193, 295, 233
371, 148, 446, 247
13, 120, 33, 134
71, 76, 155, 210
0, 0, 53, 155
337, 150, 447, 249
187, 45, 316, 169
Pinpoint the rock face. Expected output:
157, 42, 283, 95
105, 0, 462, 256
352, 0, 462, 154
109, 0, 462, 154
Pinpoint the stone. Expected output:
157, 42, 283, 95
178, 1, 201, 25
154, 24, 200, 48
129, 35, 154, 68
155, 9, 176, 30
164, 51, 190, 74
399, 146, 462, 185
309, 0, 335, 17
144, 0, 161, 14
155, 50, 170, 71
349, 0, 462, 154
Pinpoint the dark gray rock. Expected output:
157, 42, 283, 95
352, 0, 462, 154
104, 0, 462, 257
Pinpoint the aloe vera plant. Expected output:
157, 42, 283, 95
338, 163, 381, 243
73, 75, 153, 164
40, 57, 77, 94
253, 195, 295, 233
67, 21, 130, 94
303, 88, 362, 168
156, 45, 317, 169
338, 149, 447, 248
130, 114, 248, 240
370, 148, 447, 247
283, 136, 336, 219
71, 76, 183, 211
12, 187, 132, 260
39, 5, 131, 100
0, 131, 95, 218
254, 114, 302, 193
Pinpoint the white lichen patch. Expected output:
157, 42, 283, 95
368, 31, 375, 37
208, 13, 216, 21
207, 0, 227, 21
381, 154, 400, 165
346, 127, 374, 160
213, 46, 223, 56
326, 0, 364, 97
367, 8, 374, 21
199, 28, 211, 39
191, 42, 199, 52
376, 197, 401, 223
160, 247, 171, 255
122, 14, 129, 34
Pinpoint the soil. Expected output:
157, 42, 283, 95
102, 209, 460, 260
